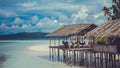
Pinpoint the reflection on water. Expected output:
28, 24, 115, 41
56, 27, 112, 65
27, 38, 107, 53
0, 54, 8, 67
0, 40, 80, 68
38, 55, 50, 61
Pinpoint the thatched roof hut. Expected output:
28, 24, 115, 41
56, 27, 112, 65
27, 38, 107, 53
86, 19, 120, 38
47, 24, 97, 37
86, 19, 120, 45
85, 19, 120, 53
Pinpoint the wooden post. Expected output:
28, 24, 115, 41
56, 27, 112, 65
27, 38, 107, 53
85, 51, 88, 67
100, 52, 103, 68
89, 52, 92, 68
53, 38, 56, 58
78, 50, 81, 66
73, 50, 76, 66
113, 54, 116, 68
52, 48, 54, 61
76, 51, 79, 65
105, 53, 107, 68
65, 36, 67, 42
63, 50, 65, 62
108, 53, 110, 68
118, 54, 119, 68
49, 39, 51, 60
93, 36, 95, 46
76, 35, 79, 46
54, 38, 56, 46
99, 52, 101, 68
57, 38, 60, 61
112, 54, 114, 68
94, 52, 97, 68
109, 53, 112, 68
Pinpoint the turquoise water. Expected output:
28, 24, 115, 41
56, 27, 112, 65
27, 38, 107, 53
0, 40, 81, 68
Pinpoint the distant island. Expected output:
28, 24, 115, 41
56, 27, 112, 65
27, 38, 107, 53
0, 32, 50, 40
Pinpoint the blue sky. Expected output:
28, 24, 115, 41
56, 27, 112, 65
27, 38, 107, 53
0, 0, 112, 35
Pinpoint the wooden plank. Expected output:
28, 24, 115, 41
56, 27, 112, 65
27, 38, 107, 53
69, 48, 93, 51
49, 45, 90, 49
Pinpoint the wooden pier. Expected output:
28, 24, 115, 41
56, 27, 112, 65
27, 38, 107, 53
49, 45, 120, 68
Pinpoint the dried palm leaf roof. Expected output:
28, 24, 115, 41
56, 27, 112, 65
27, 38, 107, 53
86, 19, 120, 38
47, 24, 97, 37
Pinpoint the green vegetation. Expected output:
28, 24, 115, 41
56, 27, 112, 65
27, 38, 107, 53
103, 0, 120, 20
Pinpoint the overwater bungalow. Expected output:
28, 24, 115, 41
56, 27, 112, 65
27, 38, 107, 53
85, 19, 120, 68
48, 24, 97, 48
47, 19, 120, 68
86, 19, 120, 53
47, 24, 97, 66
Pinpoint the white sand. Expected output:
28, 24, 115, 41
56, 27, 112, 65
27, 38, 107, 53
28, 45, 49, 52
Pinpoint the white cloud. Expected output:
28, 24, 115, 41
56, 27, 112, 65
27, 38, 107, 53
58, 14, 69, 23
13, 18, 23, 25
21, 24, 32, 29
93, 12, 104, 19
96, 0, 112, 7
21, 24, 29, 29
70, 4, 107, 25
18, 2, 79, 12
0, 24, 21, 34
0, 9, 16, 17
9, 25, 21, 33
72, 5, 88, 23
35, 17, 63, 32
11, 25, 19, 29
0, 23, 9, 29
53, 20, 58, 23
0, 23, 10, 34
0, 0, 113, 35
31, 15, 39, 24
18, 2, 37, 8
16, 24, 37, 32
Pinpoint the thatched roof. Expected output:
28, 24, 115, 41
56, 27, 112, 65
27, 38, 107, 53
86, 19, 120, 38
47, 24, 97, 37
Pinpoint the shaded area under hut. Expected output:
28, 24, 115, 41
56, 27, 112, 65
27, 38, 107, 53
47, 24, 97, 67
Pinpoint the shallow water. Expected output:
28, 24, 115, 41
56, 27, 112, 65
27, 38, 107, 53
0, 40, 82, 68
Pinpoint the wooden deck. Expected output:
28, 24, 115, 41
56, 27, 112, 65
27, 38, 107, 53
49, 45, 90, 49
69, 48, 93, 51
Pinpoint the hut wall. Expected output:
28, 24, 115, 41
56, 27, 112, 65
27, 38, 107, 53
94, 45, 120, 53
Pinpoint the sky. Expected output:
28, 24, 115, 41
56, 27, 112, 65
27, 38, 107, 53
0, 0, 112, 35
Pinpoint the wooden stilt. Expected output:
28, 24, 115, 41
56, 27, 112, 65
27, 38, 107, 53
105, 53, 107, 68
57, 48, 60, 61
62, 50, 64, 62
117, 54, 120, 68
49, 39, 51, 60
57, 39, 60, 61
52, 48, 54, 60
73, 50, 76, 66
49, 47, 51, 60
113, 54, 116, 68
94, 52, 97, 68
